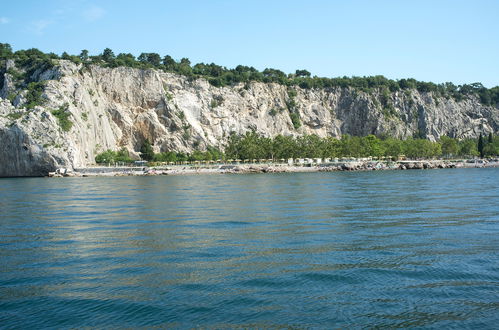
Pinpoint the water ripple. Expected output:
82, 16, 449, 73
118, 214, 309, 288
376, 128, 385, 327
1, 168, 498, 328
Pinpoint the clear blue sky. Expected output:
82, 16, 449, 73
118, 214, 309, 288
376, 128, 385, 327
1, 0, 498, 87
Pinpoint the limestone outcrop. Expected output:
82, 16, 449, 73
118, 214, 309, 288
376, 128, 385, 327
0, 60, 497, 176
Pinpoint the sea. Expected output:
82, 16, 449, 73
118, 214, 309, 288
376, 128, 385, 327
1, 168, 498, 328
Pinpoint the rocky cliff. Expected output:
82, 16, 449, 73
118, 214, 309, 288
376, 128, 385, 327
0, 60, 497, 176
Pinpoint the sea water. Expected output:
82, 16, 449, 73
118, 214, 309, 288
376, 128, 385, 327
1, 168, 498, 328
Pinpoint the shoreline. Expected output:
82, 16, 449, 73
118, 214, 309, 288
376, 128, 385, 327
50, 159, 499, 178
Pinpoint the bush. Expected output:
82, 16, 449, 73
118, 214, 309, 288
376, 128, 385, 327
25, 82, 46, 109
51, 105, 73, 132
7, 112, 23, 120
210, 95, 224, 108
95, 148, 133, 164
289, 112, 301, 129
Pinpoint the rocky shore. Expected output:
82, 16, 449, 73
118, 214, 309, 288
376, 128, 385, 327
48, 159, 499, 177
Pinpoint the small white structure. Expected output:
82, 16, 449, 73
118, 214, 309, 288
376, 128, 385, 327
287, 158, 294, 165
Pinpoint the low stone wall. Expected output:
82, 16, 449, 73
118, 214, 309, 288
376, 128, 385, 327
73, 167, 146, 174
51, 159, 499, 177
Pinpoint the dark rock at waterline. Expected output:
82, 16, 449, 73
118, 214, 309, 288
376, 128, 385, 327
0, 126, 57, 177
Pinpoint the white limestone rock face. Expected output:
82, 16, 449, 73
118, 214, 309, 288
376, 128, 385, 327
0, 60, 498, 176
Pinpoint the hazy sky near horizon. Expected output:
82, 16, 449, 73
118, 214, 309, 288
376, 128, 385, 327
1, 0, 498, 87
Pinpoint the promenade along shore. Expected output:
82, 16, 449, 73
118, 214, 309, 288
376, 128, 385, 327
49, 158, 499, 177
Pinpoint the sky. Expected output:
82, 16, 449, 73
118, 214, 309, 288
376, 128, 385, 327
1, 0, 498, 87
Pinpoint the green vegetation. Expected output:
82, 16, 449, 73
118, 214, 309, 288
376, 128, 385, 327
269, 108, 279, 116
478, 133, 484, 158
6, 67, 24, 82
51, 104, 73, 132
484, 135, 499, 156
7, 92, 17, 103
7, 111, 23, 120
2, 43, 498, 107
140, 139, 155, 161
95, 148, 133, 164
289, 112, 301, 129
224, 132, 491, 160
182, 130, 191, 141
210, 95, 224, 108
382, 104, 397, 118
25, 82, 46, 109
93, 133, 498, 165
0, 44, 55, 88
165, 91, 173, 101
286, 87, 301, 129
153, 146, 224, 163
0, 44, 53, 109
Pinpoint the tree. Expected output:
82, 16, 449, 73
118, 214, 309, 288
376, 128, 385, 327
295, 69, 311, 77
95, 150, 117, 164
483, 142, 499, 157
483, 134, 499, 157
102, 48, 115, 63
273, 135, 298, 159
262, 68, 286, 83
178, 63, 192, 76
478, 133, 484, 158
61, 52, 71, 60
114, 53, 137, 67
403, 138, 441, 159
297, 135, 323, 158
382, 137, 403, 159
115, 148, 132, 163
0, 43, 13, 59
79, 49, 89, 62
178, 58, 192, 76
440, 135, 458, 157
138, 53, 161, 67
362, 135, 384, 158
162, 55, 176, 70
323, 137, 341, 158
341, 135, 362, 157
144, 53, 161, 67
458, 139, 478, 157
180, 57, 191, 66
140, 139, 155, 161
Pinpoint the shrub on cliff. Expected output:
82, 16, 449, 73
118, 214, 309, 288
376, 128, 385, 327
289, 112, 301, 129
51, 104, 73, 132
25, 82, 46, 109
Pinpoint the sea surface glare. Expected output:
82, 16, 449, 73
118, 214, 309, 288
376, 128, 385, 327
1, 168, 498, 328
